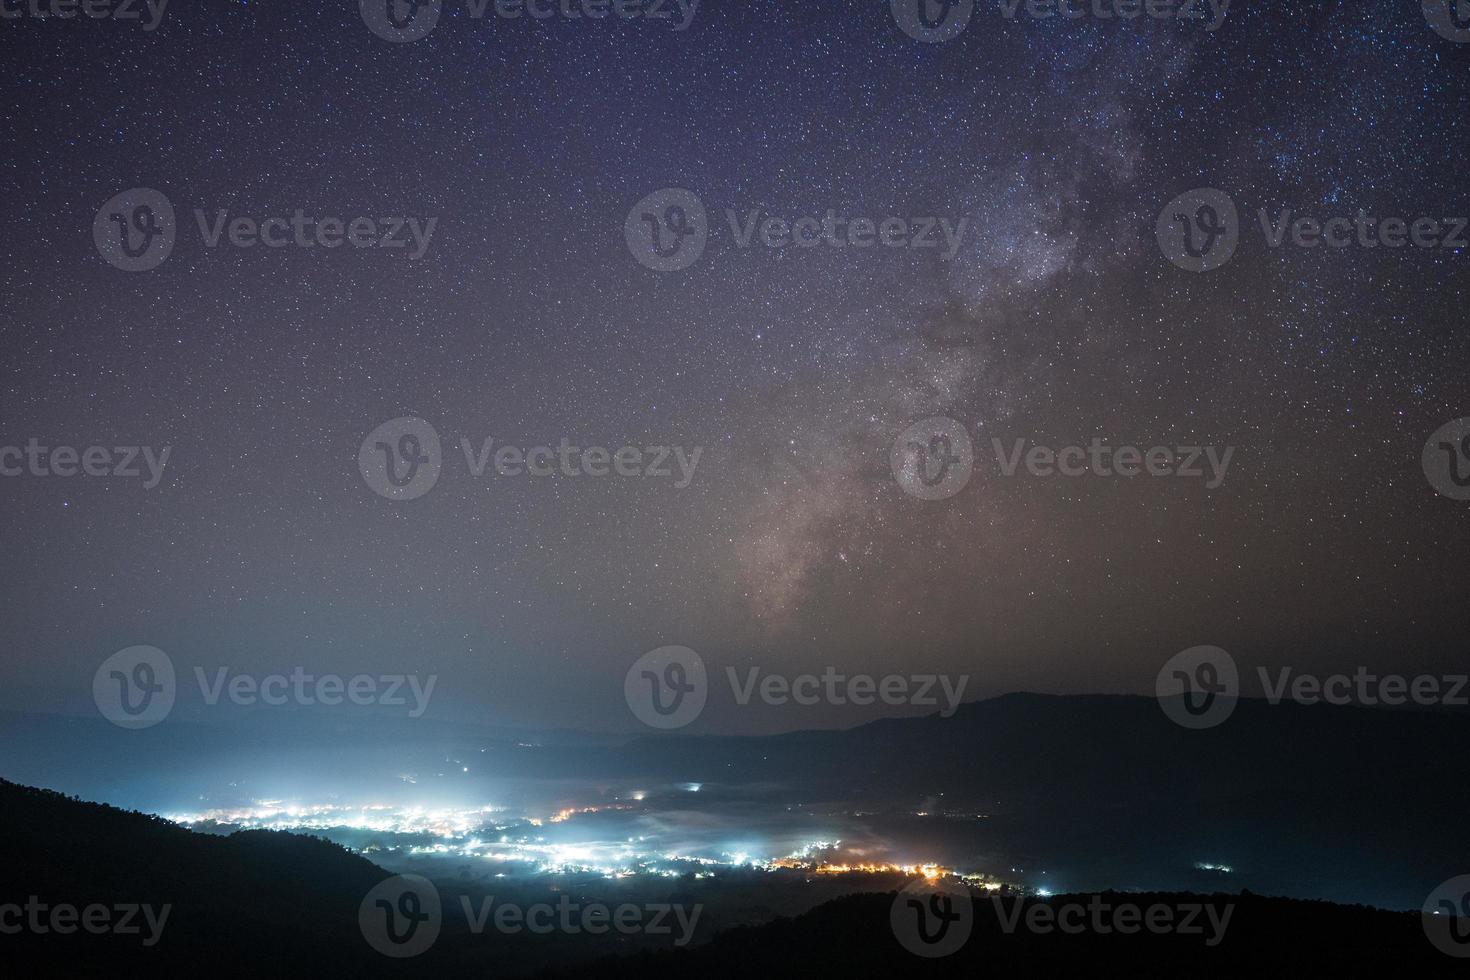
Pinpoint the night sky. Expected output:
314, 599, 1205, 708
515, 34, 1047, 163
1, 0, 1467, 733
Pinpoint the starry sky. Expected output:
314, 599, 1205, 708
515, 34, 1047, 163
0, 0, 1466, 733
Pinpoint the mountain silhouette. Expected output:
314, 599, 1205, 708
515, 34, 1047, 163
540, 889, 1466, 978
4, 692, 1467, 910
0, 778, 385, 976
4, 771, 1467, 976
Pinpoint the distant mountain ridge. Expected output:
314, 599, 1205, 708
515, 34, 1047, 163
3, 693, 1466, 908
3, 778, 1463, 978
541, 889, 1465, 979
611, 693, 1469, 908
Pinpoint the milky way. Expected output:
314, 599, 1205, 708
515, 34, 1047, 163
0, 0, 1466, 732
